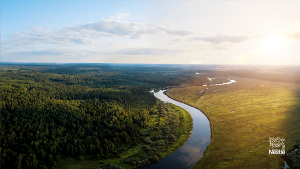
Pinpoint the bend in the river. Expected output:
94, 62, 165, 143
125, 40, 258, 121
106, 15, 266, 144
141, 78, 236, 169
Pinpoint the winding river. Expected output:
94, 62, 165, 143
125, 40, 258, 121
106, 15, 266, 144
142, 79, 236, 169
141, 90, 211, 169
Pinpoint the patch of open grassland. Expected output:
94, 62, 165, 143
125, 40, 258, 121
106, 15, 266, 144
166, 77, 300, 169
56, 103, 192, 169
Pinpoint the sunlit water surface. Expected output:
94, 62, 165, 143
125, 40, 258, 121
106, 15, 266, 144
140, 90, 211, 169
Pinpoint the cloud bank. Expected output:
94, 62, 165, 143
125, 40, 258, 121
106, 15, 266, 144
192, 34, 250, 44
3, 19, 193, 47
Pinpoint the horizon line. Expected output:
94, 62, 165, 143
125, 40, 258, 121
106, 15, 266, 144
1, 62, 300, 67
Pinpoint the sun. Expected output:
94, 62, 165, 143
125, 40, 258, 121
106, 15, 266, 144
250, 34, 289, 65
263, 34, 286, 53
265, 36, 280, 51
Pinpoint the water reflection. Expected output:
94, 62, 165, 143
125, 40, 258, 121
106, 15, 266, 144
212, 79, 236, 85
178, 145, 203, 166
141, 90, 211, 169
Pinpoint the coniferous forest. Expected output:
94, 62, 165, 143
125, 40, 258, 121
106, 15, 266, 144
0, 63, 198, 169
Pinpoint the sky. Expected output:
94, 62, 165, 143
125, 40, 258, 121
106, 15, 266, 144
1, 1, 300, 65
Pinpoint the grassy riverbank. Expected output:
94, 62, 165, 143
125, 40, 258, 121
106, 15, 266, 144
56, 102, 193, 169
166, 77, 300, 169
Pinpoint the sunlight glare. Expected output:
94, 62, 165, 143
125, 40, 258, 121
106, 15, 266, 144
264, 34, 285, 53
250, 34, 290, 65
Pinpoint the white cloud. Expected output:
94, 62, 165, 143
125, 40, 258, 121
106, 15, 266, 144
210, 45, 231, 50
109, 13, 130, 20
115, 48, 180, 55
285, 31, 300, 40
192, 34, 250, 44
3, 19, 193, 47
78, 19, 192, 38
3, 27, 98, 46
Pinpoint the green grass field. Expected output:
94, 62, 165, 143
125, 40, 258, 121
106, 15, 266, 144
56, 103, 193, 169
166, 77, 300, 169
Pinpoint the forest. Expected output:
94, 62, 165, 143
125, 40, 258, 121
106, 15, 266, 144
0, 63, 198, 169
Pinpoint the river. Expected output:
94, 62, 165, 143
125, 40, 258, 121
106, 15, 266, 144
141, 90, 211, 169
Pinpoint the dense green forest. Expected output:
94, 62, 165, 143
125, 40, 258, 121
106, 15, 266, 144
0, 64, 197, 169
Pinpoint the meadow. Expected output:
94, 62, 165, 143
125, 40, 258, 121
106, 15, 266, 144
166, 77, 300, 169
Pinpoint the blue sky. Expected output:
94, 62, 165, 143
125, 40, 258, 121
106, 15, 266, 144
2, 1, 300, 65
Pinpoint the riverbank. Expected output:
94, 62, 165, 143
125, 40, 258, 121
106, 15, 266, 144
56, 102, 193, 169
162, 90, 214, 169
166, 77, 300, 169
163, 90, 214, 146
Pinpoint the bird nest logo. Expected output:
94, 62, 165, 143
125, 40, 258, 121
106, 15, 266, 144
269, 137, 285, 154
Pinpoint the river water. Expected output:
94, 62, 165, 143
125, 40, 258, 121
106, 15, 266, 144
141, 90, 211, 169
